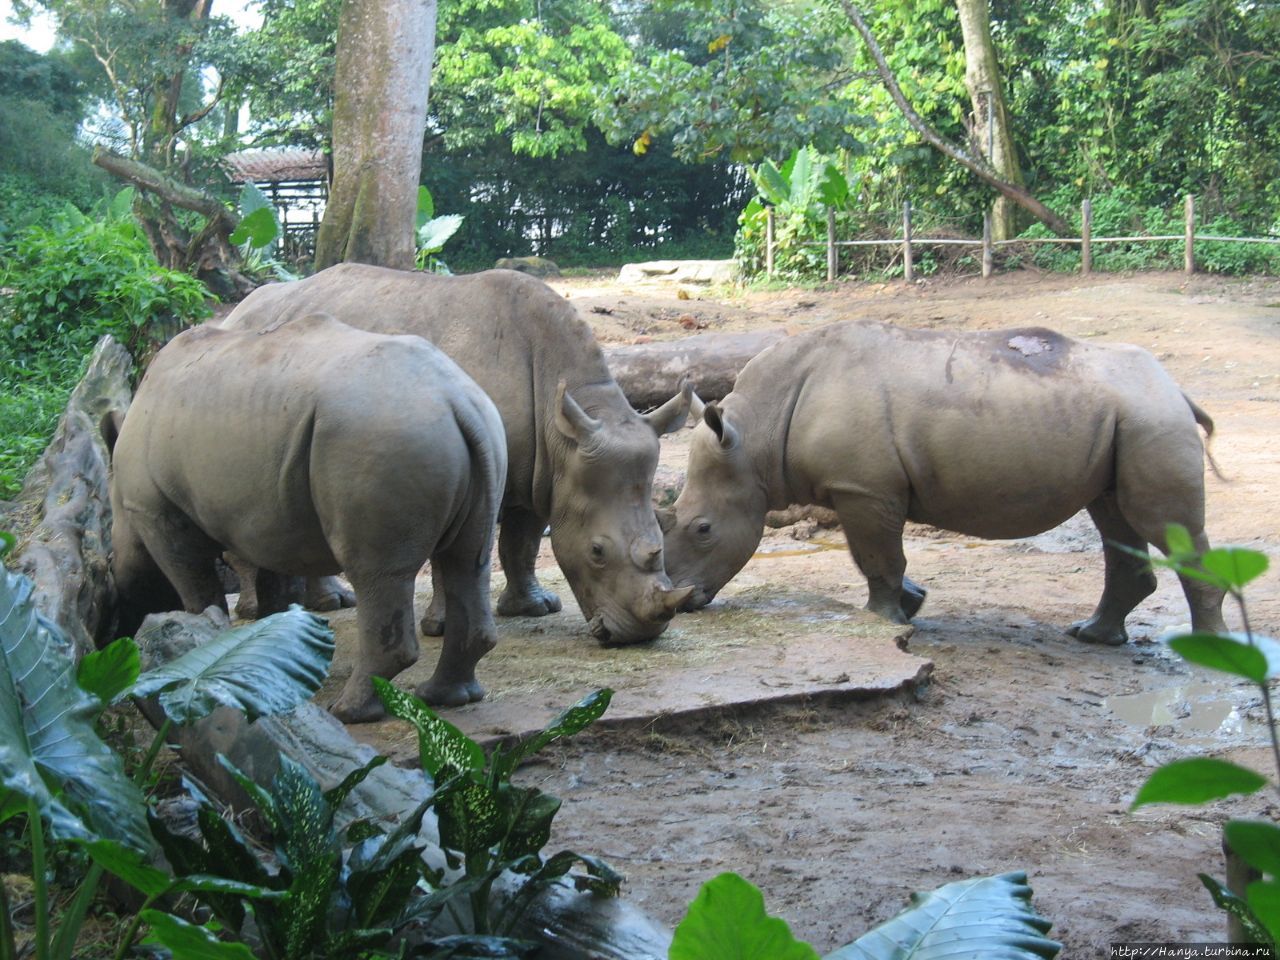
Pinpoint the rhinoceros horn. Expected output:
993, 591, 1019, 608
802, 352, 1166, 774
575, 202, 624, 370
660, 584, 696, 615
554, 380, 603, 443
641, 376, 694, 436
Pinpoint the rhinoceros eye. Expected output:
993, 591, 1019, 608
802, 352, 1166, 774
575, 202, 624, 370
695, 520, 712, 536
589, 539, 607, 566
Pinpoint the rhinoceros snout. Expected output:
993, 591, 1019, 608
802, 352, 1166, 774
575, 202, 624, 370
678, 586, 714, 612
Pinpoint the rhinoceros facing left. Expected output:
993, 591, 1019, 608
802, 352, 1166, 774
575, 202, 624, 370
109, 315, 507, 722
661, 320, 1228, 645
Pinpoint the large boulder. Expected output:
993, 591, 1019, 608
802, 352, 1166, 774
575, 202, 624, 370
494, 255, 561, 277
616, 259, 736, 286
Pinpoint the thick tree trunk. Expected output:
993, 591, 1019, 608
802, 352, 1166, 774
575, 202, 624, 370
838, 0, 1072, 238
604, 329, 789, 410
315, 0, 438, 271
955, 0, 1024, 240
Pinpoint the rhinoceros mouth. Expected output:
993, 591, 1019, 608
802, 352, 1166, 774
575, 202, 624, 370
589, 612, 665, 647
678, 586, 714, 612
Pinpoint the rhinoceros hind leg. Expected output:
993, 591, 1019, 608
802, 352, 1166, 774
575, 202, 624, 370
496, 507, 563, 617
1068, 494, 1157, 646
831, 492, 910, 624
139, 515, 228, 616
332, 575, 420, 724
305, 575, 356, 612
419, 535, 498, 707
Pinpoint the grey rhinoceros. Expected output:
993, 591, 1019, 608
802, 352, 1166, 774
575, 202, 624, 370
222, 263, 694, 645
108, 315, 507, 722
661, 321, 1228, 645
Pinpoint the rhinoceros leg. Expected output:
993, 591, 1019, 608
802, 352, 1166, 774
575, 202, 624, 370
416, 540, 496, 707
1068, 494, 1157, 646
830, 492, 911, 624
901, 576, 929, 620
330, 573, 420, 724
420, 562, 447, 637
135, 512, 228, 616
495, 506, 563, 617
305, 575, 356, 612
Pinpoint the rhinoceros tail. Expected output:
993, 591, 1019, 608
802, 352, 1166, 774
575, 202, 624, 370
452, 396, 507, 572
1183, 392, 1225, 481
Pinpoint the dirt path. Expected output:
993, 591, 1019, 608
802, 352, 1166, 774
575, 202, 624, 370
514, 270, 1280, 956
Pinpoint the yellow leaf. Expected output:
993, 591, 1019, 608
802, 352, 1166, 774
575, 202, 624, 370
708, 34, 731, 54
632, 130, 652, 156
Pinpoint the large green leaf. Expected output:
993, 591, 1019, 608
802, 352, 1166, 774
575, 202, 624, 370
271, 755, 342, 960
417, 214, 465, 255
140, 911, 257, 960
1167, 632, 1269, 683
492, 688, 612, 781
0, 567, 151, 849
1131, 758, 1268, 808
374, 678, 484, 779
131, 606, 334, 724
1201, 547, 1269, 591
229, 206, 280, 250
670, 871, 819, 960
1226, 820, 1280, 877
826, 871, 1061, 960
1199, 873, 1273, 947
77, 636, 141, 706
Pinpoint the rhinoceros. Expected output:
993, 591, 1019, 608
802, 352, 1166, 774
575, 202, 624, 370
222, 263, 693, 645
660, 321, 1227, 645
109, 315, 507, 722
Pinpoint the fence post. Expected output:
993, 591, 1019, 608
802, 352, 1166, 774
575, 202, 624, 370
1184, 194, 1195, 275
1081, 199, 1092, 276
766, 207, 775, 278
982, 213, 993, 278
902, 200, 914, 283
826, 207, 837, 282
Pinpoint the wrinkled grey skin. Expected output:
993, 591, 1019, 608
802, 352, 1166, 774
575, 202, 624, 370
223, 263, 693, 645
661, 321, 1227, 645
109, 316, 507, 722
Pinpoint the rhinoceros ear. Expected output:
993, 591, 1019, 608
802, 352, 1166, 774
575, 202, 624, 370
554, 380, 603, 444
656, 507, 677, 534
703, 403, 739, 451
642, 377, 694, 436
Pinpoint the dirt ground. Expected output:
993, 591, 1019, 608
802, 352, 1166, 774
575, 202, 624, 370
501, 269, 1280, 956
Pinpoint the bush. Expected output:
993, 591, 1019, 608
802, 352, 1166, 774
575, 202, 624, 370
0, 188, 211, 498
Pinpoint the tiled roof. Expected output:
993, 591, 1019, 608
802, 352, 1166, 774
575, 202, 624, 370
224, 148, 327, 183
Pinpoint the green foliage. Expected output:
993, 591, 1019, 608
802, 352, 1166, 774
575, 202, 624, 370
414, 186, 465, 274
0, 563, 338, 960
0, 188, 211, 364
375, 681, 620, 937
670, 872, 819, 960
1127, 526, 1279, 952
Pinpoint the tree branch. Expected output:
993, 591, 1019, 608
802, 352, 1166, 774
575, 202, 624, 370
92, 147, 238, 230
837, 0, 1072, 237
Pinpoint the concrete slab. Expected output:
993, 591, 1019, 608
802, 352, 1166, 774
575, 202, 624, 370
320, 552, 932, 765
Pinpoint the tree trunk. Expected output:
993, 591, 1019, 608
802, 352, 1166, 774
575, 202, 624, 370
838, 0, 1072, 238
314, 0, 438, 271
604, 329, 789, 410
955, 0, 1023, 240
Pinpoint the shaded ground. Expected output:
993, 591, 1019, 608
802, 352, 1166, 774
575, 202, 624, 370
357, 269, 1278, 956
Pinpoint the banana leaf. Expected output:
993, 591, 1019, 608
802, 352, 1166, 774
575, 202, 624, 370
131, 605, 334, 724
826, 871, 1061, 960
0, 566, 151, 849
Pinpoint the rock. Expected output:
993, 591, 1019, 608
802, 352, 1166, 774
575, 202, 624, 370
616, 260, 736, 286
495, 256, 561, 277
605, 327, 788, 409
4, 336, 134, 656
764, 504, 841, 529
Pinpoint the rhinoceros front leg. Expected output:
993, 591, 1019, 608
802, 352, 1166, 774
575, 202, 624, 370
330, 574, 419, 724
1067, 494, 1157, 646
830, 491, 911, 624
495, 506, 563, 617
305, 575, 356, 612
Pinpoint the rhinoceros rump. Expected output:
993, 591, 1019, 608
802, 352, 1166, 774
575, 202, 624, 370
223, 264, 693, 645
109, 316, 507, 722
661, 321, 1227, 645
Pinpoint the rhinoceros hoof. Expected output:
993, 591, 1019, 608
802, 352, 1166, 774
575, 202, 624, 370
330, 682, 389, 724
1066, 618, 1129, 647
900, 579, 928, 620
307, 584, 357, 612
497, 588, 563, 617
234, 597, 259, 621
416, 677, 485, 707
420, 614, 445, 637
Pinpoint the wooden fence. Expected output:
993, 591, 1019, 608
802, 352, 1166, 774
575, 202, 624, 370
764, 195, 1280, 281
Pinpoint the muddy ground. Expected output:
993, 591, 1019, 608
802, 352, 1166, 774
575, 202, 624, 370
505, 269, 1280, 956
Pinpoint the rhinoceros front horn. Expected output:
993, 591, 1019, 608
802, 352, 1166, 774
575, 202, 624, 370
642, 377, 694, 436
554, 380, 603, 443
661, 584, 696, 616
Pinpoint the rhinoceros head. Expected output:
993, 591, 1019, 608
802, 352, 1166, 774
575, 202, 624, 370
658, 402, 768, 611
550, 381, 695, 645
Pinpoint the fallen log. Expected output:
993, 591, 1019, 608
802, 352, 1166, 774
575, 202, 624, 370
604, 327, 788, 410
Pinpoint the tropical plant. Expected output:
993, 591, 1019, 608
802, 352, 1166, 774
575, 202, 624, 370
0, 542, 335, 960
414, 185, 465, 274
669, 869, 1060, 959
374, 680, 621, 938
1127, 526, 1279, 950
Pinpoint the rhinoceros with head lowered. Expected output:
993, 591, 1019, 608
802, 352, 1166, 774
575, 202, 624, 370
660, 320, 1228, 645
108, 315, 507, 722
222, 263, 693, 645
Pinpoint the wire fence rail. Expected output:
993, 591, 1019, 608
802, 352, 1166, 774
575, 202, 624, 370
764, 195, 1280, 281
